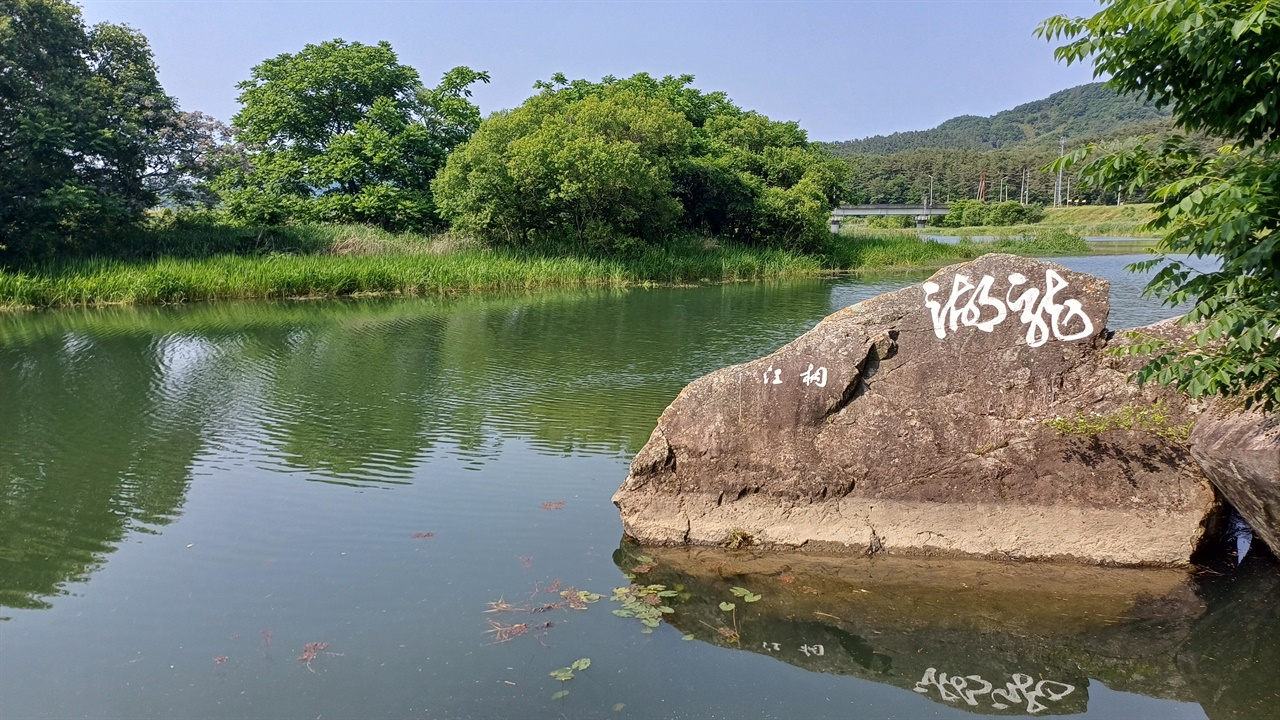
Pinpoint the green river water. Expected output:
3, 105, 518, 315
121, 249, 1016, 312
0, 254, 1276, 719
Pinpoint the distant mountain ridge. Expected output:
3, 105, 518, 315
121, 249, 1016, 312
823, 83, 1172, 156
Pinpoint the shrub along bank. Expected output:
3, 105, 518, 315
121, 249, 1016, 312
0, 224, 1091, 309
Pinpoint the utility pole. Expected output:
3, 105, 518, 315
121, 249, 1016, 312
1019, 168, 1026, 205
927, 174, 934, 208
1055, 137, 1065, 207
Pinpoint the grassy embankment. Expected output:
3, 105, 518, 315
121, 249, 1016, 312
0, 223, 1091, 310
933, 203, 1160, 239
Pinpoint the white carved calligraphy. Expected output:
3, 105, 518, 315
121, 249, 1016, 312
761, 364, 827, 388
800, 364, 827, 387
913, 667, 1075, 714
922, 269, 1094, 348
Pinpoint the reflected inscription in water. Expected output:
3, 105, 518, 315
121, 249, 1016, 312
613, 541, 1280, 719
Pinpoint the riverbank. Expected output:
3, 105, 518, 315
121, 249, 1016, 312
933, 203, 1160, 239
0, 224, 1091, 309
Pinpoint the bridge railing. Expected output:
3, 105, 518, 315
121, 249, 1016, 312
831, 204, 951, 217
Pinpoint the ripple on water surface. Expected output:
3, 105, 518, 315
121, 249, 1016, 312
0, 263, 1268, 720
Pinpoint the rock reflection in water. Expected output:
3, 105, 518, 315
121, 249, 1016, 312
613, 541, 1278, 718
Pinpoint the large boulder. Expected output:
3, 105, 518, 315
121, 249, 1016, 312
1190, 408, 1280, 554
613, 254, 1218, 566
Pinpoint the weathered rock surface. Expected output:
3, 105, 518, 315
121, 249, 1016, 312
613, 254, 1218, 566
1191, 408, 1280, 554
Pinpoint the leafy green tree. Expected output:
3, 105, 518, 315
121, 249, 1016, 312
216, 40, 487, 230
0, 0, 186, 263
1040, 0, 1280, 410
433, 73, 848, 252
433, 89, 691, 250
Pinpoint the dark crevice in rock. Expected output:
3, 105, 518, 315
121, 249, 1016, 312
827, 331, 898, 420
867, 527, 885, 556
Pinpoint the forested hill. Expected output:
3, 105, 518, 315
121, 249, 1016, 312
822, 82, 1171, 156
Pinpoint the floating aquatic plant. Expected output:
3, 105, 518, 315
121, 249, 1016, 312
298, 641, 340, 673
610, 584, 677, 633
549, 658, 591, 699
485, 620, 529, 643
559, 588, 602, 610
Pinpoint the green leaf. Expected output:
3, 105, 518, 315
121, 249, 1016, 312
719, 601, 736, 612
682, 633, 696, 641
570, 658, 591, 672
552, 690, 570, 700
613, 702, 626, 712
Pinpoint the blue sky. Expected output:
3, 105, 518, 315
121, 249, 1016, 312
80, 0, 1103, 142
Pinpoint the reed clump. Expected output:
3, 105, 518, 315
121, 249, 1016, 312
0, 223, 1094, 309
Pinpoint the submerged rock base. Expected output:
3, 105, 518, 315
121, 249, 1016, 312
617, 494, 1212, 566
614, 255, 1217, 566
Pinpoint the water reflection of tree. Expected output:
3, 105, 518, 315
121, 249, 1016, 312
246, 284, 832, 478
0, 282, 834, 607
0, 333, 217, 610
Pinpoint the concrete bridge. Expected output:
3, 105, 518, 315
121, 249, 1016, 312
830, 204, 951, 231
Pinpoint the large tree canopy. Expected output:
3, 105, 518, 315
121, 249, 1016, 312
1040, 0, 1280, 410
0, 0, 190, 262
432, 73, 848, 252
215, 39, 488, 231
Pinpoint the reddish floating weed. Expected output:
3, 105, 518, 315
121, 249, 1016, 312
412, 532, 436, 539
485, 597, 522, 613
298, 641, 340, 673
485, 621, 529, 643
540, 501, 566, 511
213, 656, 228, 665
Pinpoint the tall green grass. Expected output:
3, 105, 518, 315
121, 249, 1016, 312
832, 227, 1091, 270
923, 204, 1160, 239
0, 224, 1093, 309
